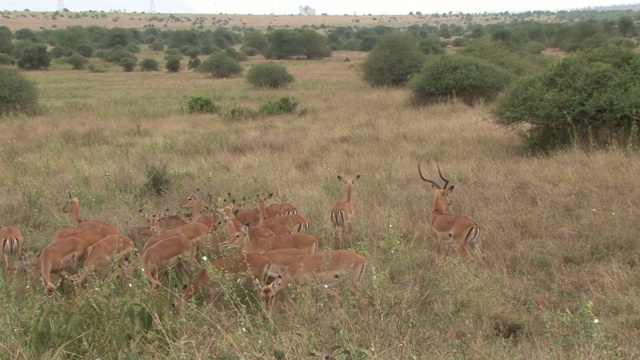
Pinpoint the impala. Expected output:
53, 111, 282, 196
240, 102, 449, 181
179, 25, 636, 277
1, 226, 25, 273
141, 220, 211, 253
257, 194, 293, 235
224, 224, 318, 254
141, 235, 198, 289
179, 189, 219, 229
139, 208, 169, 235
261, 249, 372, 316
76, 234, 136, 286
39, 236, 89, 295
62, 192, 110, 229
418, 164, 484, 262
330, 175, 361, 249
179, 252, 274, 305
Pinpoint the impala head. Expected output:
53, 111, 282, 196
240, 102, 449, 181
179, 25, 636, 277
418, 163, 454, 206
337, 175, 361, 186
62, 192, 79, 213
262, 275, 283, 311
139, 208, 169, 233
222, 224, 250, 250
180, 189, 200, 208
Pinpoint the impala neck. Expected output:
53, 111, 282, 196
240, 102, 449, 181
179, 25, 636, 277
432, 193, 447, 215
69, 203, 81, 226
345, 184, 354, 204
258, 198, 266, 227
192, 199, 202, 219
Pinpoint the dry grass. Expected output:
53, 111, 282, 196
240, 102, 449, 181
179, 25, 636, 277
1, 49, 640, 359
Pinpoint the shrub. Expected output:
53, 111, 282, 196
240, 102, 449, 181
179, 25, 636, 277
246, 62, 294, 89
165, 56, 181, 72
241, 46, 259, 56
408, 54, 513, 105
361, 32, 425, 87
198, 52, 242, 78
259, 96, 299, 115
0, 53, 15, 65
186, 96, 221, 114
225, 47, 248, 62
64, 53, 88, 70
16, 43, 52, 70
492, 45, 640, 152
149, 40, 164, 52
0, 67, 40, 116
139, 58, 159, 71
87, 63, 108, 73
142, 162, 174, 195
50, 45, 73, 58
119, 57, 136, 72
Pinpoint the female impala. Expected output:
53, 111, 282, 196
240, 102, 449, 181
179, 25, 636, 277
1, 226, 24, 273
418, 164, 484, 262
330, 175, 360, 249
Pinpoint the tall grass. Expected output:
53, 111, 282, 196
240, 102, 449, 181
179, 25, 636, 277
1, 50, 639, 359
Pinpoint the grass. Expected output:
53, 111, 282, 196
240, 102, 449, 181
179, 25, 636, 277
1, 49, 640, 359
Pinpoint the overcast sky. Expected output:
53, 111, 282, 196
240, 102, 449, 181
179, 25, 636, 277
0, 0, 631, 15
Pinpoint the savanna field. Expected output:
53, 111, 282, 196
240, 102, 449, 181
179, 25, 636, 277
2, 15, 640, 359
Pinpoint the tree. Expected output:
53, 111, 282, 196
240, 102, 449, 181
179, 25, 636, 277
264, 29, 331, 60
0, 26, 13, 54
246, 62, 294, 89
492, 45, 640, 152
198, 52, 242, 78
361, 32, 425, 87
243, 31, 269, 53
0, 67, 40, 116
618, 16, 637, 37
409, 54, 513, 105
17, 44, 52, 70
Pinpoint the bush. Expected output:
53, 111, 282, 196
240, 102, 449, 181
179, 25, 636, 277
143, 162, 174, 195
225, 47, 248, 62
87, 63, 108, 73
149, 41, 164, 52
246, 62, 294, 89
186, 96, 221, 114
119, 57, 136, 72
361, 32, 425, 87
50, 45, 73, 59
0, 53, 15, 65
259, 96, 299, 115
0, 67, 40, 116
198, 52, 242, 78
139, 58, 159, 71
241, 46, 259, 56
64, 53, 89, 70
492, 45, 640, 152
165, 56, 181, 72
408, 54, 513, 105
16, 43, 52, 70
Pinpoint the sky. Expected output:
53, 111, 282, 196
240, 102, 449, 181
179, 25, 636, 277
0, 0, 632, 15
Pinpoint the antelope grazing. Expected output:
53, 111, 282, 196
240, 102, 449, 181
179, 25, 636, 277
62, 192, 110, 229
142, 235, 198, 289
77, 235, 136, 286
39, 236, 89, 295
224, 224, 318, 255
142, 220, 211, 253
261, 250, 372, 316
179, 252, 274, 305
1, 226, 24, 273
330, 175, 360, 249
418, 164, 484, 262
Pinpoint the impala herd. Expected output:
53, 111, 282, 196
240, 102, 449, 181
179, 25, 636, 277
0, 165, 484, 316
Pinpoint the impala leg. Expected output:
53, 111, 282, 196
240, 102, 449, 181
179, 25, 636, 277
455, 242, 472, 262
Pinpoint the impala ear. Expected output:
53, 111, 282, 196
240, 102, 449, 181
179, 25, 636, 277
447, 185, 455, 193
355, 175, 361, 180
337, 175, 343, 181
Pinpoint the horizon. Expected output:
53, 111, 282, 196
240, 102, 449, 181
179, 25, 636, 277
1, 1, 637, 16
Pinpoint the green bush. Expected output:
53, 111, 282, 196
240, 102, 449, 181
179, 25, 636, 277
50, 45, 73, 59
139, 58, 159, 71
0, 53, 15, 65
492, 45, 640, 152
459, 39, 553, 76
246, 62, 294, 89
143, 162, 174, 195
259, 96, 299, 115
241, 46, 259, 56
87, 63, 108, 73
225, 47, 248, 62
0, 67, 40, 116
408, 54, 513, 105
16, 43, 52, 70
149, 40, 165, 52
165, 56, 181, 72
198, 52, 242, 78
186, 96, 221, 114
361, 32, 425, 87
119, 57, 136, 72
64, 53, 89, 70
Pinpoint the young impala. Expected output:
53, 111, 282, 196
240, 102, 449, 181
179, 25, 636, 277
418, 163, 484, 262
330, 175, 361, 249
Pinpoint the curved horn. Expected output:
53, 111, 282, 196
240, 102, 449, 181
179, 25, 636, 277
436, 164, 450, 190
418, 163, 441, 189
